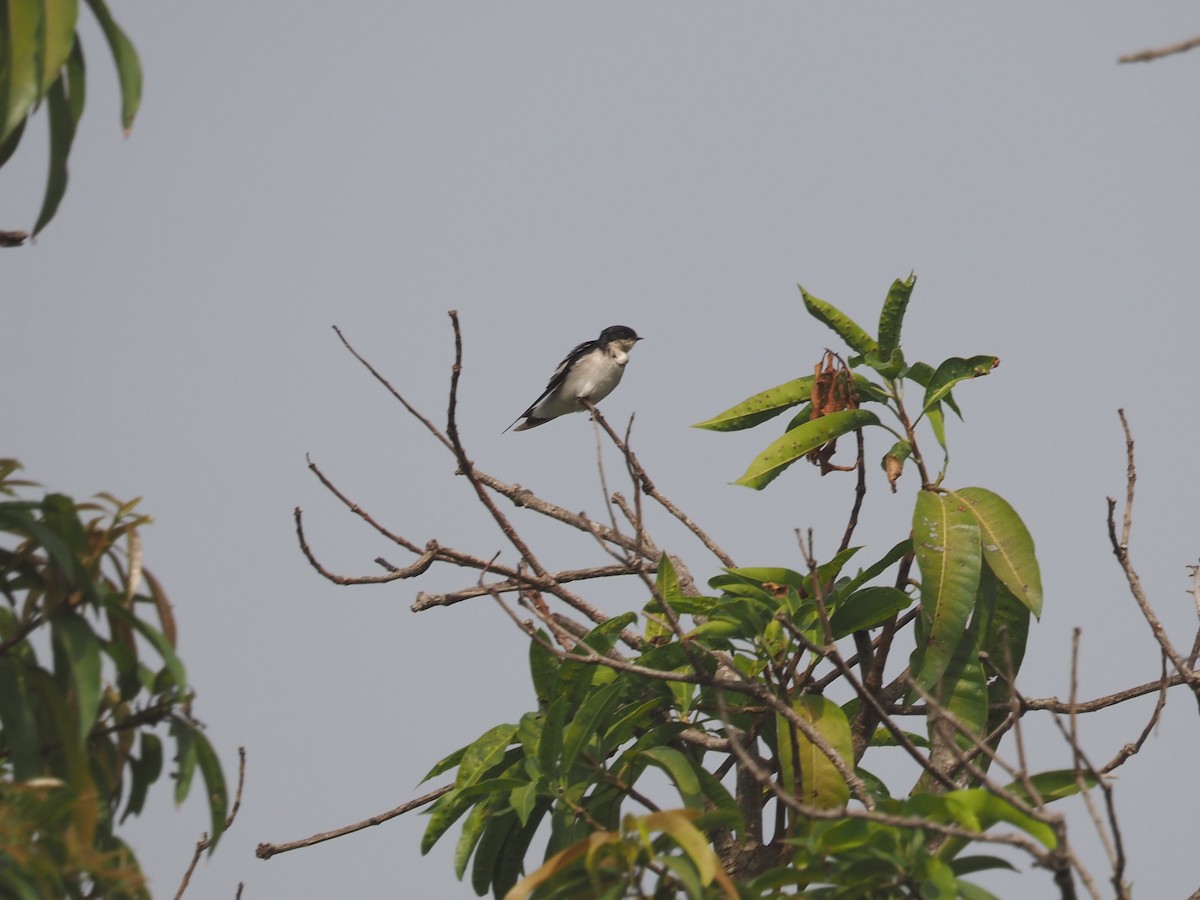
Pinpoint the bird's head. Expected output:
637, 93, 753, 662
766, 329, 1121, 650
599, 325, 642, 353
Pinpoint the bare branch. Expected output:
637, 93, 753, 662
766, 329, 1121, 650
256, 784, 453, 860
1106, 410, 1199, 694
584, 401, 736, 568
1118, 34, 1200, 64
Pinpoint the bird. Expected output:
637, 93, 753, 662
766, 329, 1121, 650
505, 325, 643, 432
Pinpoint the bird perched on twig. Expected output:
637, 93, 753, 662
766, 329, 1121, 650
505, 325, 642, 432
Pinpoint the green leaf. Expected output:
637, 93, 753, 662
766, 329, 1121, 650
83, 0, 141, 132
829, 586, 913, 638
171, 717, 197, 805
561, 682, 624, 773
190, 726, 229, 853
876, 274, 915, 361
835, 539, 912, 600
457, 722, 518, 788
107, 604, 187, 694
1, 0, 42, 142
799, 286, 878, 354
452, 797, 495, 879
947, 487, 1042, 618
49, 612, 101, 745
639, 746, 703, 808
120, 732, 162, 822
776, 695, 853, 809
31, 44, 80, 236
943, 789, 1056, 849
735, 409, 880, 490
692, 376, 814, 431
421, 745, 467, 783
528, 630, 559, 709
910, 491, 982, 690
0, 657, 41, 779
39, 0, 78, 89
921, 356, 1000, 414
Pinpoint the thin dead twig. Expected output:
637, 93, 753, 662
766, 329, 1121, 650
176, 747, 247, 899
585, 401, 736, 568
256, 784, 453, 860
1118, 34, 1200, 64
1106, 410, 1199, 694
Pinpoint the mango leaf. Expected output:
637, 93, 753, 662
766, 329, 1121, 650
799, 286, 878, 355
946, 487, 1042, 618
876, 274, 916, 361
638, 809, 739, 898
835, 539, 912, 600
1, 0, 42, 141
84, 0, 141, 132
457, 722, 518, 788
692, 377, 814, 431
40, 0, 79, 91
190, 726, 229, 853
561, 682, 624, 773
735, 409, 880, 490
32, 35, 79, 239
829, 586, 913, 638
910, 491, 982, 690
921, 356, 1000, 414
0, 658, 41, 779
906, 361, 963, 419
776, 695, 853, 810
49, 612, 101, 745
528, 630, 559, 709
505, 830, 619, 900
943, 789, 1055, 849
639, 747, 703, 808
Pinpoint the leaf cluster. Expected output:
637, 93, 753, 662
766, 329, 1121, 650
0, 460, 226, 899
0, 0, 142, 239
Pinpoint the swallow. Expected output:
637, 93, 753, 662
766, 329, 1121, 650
505, 325, 642, 432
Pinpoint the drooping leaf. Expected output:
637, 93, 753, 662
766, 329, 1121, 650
39, 0, 79, 90
49, 612, 101, 745
0, 658, 41, 779
1, 0, 42, 142
921, 356, 1000, 414
32, 72, 77, 237
83, 0, 140, 132
639, 747, 703, 808
776, 695, 854, 810
735, 409, 880, 490
910, 491, 982, 690
190, 726, 229, 853
799, 286, 878, 355
947, 487, 1042, 617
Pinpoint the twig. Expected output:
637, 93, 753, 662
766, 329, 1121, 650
1106, 410, 1198, 693
333, 326, 452, 451
175, 747, 247, 899
1118, 34, 1200, 64
411, 562, 653, 610
584, 401, 736, 568
836, 428, 867, 554
256, 784, 454, 860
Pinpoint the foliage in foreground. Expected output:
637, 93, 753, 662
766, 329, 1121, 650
0, 461, 226, 898
0, 0, 142, 241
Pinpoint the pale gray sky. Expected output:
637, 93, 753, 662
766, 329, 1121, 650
6, 4, 1200, 897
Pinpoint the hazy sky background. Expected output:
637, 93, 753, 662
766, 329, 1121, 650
5, 4, 1200, 897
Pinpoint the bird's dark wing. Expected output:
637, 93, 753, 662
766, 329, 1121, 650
504, 338, 599, 432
